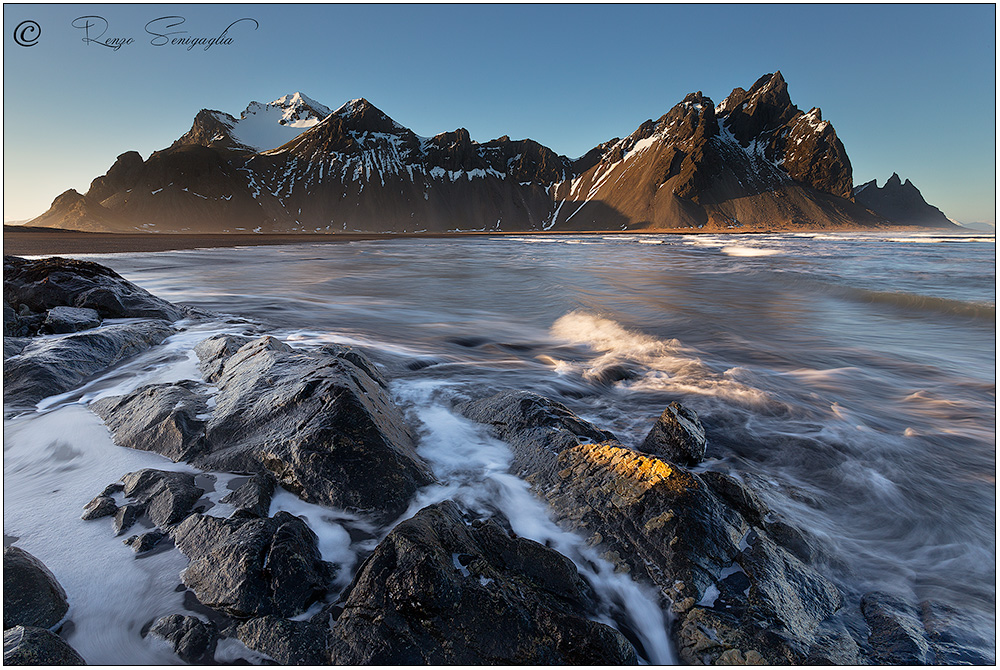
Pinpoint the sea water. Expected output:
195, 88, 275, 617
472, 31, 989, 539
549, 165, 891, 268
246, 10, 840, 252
4, 231, 994, 662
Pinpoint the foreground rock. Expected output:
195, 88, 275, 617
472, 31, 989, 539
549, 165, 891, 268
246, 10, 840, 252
90, 382, 209, 462
147, 614, 218, 664
198, 335, 434, 521
3, 546, 69, 630
237, 616, 331, 665
460, 391, 854, 664
171, 510, 334, 619
3, 626, 85, 665
3, 321, 175, 406
3, 255, 183, 325
329, 500, 636, 664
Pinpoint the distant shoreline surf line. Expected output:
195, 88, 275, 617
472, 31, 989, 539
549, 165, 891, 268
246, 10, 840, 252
2, 224, 976, 256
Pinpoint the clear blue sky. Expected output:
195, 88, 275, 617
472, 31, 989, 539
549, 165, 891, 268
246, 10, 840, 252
3, 3, 996, 224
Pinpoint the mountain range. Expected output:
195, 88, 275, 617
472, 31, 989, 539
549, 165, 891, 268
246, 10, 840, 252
26, 73, 956, 234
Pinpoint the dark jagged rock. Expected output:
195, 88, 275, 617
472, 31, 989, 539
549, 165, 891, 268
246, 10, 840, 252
329, 501, 637, 665
3, 546, 69, 630
193, 335, 434, 522
237, 616, 331, 665
3, 626, 86, 665
853, 173, 956, 228
123, 529, 167, 554
3, 255, 183, 322
90, 381, 209, 463
860, 591, 934, 664
457, 390, 616, 480
171, 511, 334, 619
148, 614, 218, 664
80, 495, 117, 521
3, 320, 175, 406
461, 391, 851, 664
220, 472, 276, 519
120, 469, 203, 529
112, 503, 143, 537
639, 402, 707, 465
40, 306, 101, 334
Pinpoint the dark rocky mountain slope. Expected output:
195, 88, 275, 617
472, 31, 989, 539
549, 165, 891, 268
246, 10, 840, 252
26, 74, 953, 233
853, 173, 957, 228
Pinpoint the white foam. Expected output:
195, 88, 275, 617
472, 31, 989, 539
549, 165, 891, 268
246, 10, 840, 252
548, 311, 773, 408
3, 406, 197, 664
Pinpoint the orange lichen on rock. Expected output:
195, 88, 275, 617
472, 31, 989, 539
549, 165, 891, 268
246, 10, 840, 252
559, 441, 698, 499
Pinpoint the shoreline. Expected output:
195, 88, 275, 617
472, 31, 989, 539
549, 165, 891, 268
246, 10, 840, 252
2, 224, 975, 256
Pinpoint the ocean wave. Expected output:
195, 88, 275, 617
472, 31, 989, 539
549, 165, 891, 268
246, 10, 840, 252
547, 311, 776, 408
720, 245, 781, 257
844, 287, 995, 320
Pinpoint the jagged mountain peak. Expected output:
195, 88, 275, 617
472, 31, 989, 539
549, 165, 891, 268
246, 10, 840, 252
331, 98, 407, 134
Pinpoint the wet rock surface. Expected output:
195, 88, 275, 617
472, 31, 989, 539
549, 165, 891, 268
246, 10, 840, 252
193, 335, 434, 522
329, 500, 637, 665
639, 401, 707, 465
3, 626, 86, 665
171, 510, 335, 619
461, 392, 855, 664
237, 616, 331, 665
458, 390, 616, 480
41, 306, 101, 334
3, 255, 182, 323
147, 614, 218, 664
220, 472, 276, 519
859, 592, 994, 665
3, 546, 70, 630
3, 320, 176, 406
90, 382, 209, 462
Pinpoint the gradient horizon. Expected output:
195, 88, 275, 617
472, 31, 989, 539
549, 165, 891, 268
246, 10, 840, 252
3, 3, 995, 225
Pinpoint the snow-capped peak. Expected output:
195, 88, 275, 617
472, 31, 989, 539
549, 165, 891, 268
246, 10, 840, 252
226, 93, 332, 152
271, 92, 331, 118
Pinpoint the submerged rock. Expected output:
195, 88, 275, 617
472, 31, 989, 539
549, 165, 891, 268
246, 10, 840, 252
193, 335, 434, 522
171, 510, 334, 619
147, 614, 218, 664
3, 320, 175, 406
90, 381, 209, 463
639, 401, 707, 466
3, 546, 70, 630
329, 500, 637, 665
861, 592, 934, 664
3, 255, 182, 323
3, 626, 86, 665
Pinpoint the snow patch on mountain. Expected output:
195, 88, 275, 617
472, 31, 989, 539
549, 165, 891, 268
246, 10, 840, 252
228, 92, 331, 152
